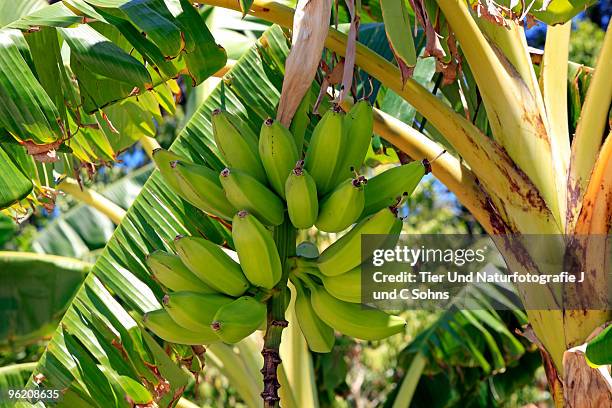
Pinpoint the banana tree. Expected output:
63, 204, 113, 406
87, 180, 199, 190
211, 0, 609, 405
1, 1, 610, 408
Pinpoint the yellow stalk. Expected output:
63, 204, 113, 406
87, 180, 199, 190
207, 343, 262, 408
476, 18, 539, 97
139, 136, 161, 159
56, 177, 126, 225
567, 26, 612, 232
436, 0, 562, 229
369, 107, 495, 234
280, 284, 319, 407
201, 0, 556, 235
541, 21, 572, 231
575, 132, 612, 235
563, 133, 612, 356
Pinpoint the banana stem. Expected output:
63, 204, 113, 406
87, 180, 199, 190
56, 177, 126, 224
261, 215, 296, 407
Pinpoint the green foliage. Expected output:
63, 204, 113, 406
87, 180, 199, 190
569, 19, 605, 67
16, 25, 289, 406
0, 252, 90, 348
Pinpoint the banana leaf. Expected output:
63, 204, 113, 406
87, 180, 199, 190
0, 0, 223, 210
17, 25, 288, 407
0, 252, 90, 347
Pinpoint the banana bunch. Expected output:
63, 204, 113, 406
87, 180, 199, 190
289, 269, 405, 350
146, 102, 424, 351
144, 241, 268, 345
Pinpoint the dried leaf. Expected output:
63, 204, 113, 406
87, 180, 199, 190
22, 139, 62, 163
380, 0, 417, 86
276, 0, 332, 127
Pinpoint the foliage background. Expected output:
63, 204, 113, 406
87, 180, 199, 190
0, 1, 609, 407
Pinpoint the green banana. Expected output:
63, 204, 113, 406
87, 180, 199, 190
211, 296, 267, 343
321, 266, 361, 303
232, 211, 282, 289
219, 168, 284, 227
335, 100, 373, 182
211, 109, 267, 183
290, 88, 312, 153
174, 235, 249, 297
316, 177, 366, 232
143, 308, 220, 345
162, 292, 234, 331
146, 250, 217, 294
310, 286, 406, 341
152, 148, 190, 193
362, 161, 426, 218
285, 161, 318, 229
304, 106, 346, 195
317, 208, 401, 276
171, 160, 237, 220
294, 281, 335, 353
258, 118, 299, 198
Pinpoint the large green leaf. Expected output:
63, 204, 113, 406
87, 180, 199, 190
0, 146, 32, 208
0, 252, 90, 347
19, 25, 288, 406
0, 0, 46, 28
0, 0, 226, 211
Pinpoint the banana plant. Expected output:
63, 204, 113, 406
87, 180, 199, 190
198, 0, 608, 405
1, 1, 610, 408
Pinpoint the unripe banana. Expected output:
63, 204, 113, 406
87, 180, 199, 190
321, 266, 361, 303
211, 109, 267, 183
310, 286, 406, 341
259, 118, 299, 198
362, 161, 426, 218
219, 168, 284, 227
146, 250, 217, 294
143, 308, 220, 345
335, 100, 373, 182
294, 281, 335, 352
174, 235, 249, 297
162, 292, 234, 331
152, 148, 190, 193
317, 208, 401, 276
211, 296, 267, 343
285, 161, 318, 229
232, 211, 282, 289
171, 160, 237, 220
316, 177, 366, 232
304, 106, 346, 195
290, 89, 312, 153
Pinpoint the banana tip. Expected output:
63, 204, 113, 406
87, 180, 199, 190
220, 168, 230, 177
264, 118, 274, 126
237, 210, 249, 218
211, 321, 221, 331
174, 234, 184, 242
212, 108, 222, 116
162, 294, 170, 305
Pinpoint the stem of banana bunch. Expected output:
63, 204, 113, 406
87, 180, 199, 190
261, 215, 296, 407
